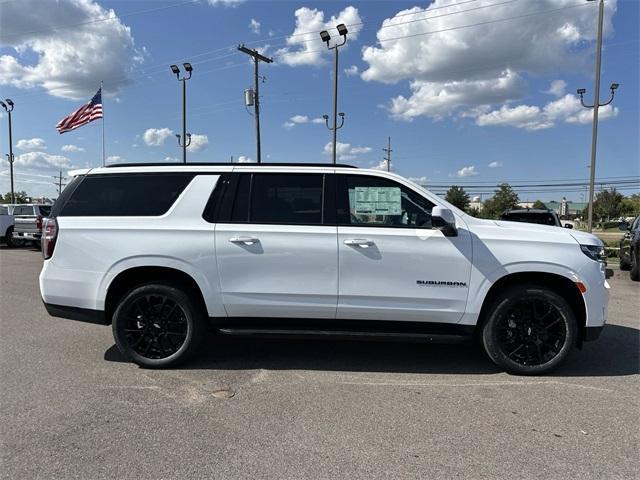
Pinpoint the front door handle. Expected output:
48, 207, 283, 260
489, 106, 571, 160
343, 238, 374, 248
229, 236, 259, 245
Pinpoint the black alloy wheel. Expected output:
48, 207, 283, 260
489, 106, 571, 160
113, 284, 205, 368
482, 284, 577, 375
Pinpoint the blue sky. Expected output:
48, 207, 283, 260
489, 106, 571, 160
0, 0, 638, 201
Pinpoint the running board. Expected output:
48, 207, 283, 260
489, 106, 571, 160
217, 328, 471, 343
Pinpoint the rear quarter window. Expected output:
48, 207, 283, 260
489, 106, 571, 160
59, 173, 195, 217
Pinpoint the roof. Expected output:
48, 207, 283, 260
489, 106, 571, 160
104, 162, 357, 169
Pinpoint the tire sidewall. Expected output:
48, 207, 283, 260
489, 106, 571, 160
112, 284, 202, 368
482, 285, 577, 375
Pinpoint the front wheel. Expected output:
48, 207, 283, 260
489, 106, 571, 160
112, 284, 206, 368
3, 227, 15, 247
482, 284, 577, 375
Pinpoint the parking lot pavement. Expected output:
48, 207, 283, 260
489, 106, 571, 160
1, 247, 638, 480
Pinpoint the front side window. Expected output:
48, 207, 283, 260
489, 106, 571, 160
0, 206, 8, 215
337, 175, 434, 228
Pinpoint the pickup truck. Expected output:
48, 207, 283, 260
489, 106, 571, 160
0, 205, 15, 246
12, 204, 52, 247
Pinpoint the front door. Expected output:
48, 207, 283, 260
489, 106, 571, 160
335, 173, 472, 324
215, 172, 338, 319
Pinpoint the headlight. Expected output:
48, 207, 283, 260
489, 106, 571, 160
581, 244, 606, 263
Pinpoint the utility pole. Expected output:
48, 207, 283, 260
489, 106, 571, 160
319, 24, 348, 164
238, 44, 273, 164
170, 63, 193, 164
52, 171, 67, 196
577, 0, 620, 233
382, 136, 392, 172
0, 99, 15, 204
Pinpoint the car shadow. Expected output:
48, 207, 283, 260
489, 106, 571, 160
104, 323, 639, 377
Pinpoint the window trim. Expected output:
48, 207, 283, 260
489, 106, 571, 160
335, 173, 436, 230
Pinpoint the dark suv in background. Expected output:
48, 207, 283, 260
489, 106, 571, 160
619, 216, 639, 281
500, 208, 572, 228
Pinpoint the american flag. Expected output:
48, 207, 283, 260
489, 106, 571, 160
56, 88, 103, 134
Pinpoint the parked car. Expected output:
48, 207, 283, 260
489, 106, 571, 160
12, 204, 52, 247
0, 205, 15, 247
40, 163, 610, 374
500, 208, 573, 228
619, 216, 639, 281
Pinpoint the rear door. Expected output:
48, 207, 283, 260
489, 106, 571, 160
215, 171, 338, 319
335, 173, 473, 324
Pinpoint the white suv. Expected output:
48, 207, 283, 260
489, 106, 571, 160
39, 163, 610, 374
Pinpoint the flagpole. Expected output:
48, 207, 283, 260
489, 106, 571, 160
101, 81, 105, 166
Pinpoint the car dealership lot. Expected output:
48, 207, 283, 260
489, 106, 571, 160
1, 247, 638, 479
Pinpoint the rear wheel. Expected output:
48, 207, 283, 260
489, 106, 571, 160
482, 284, 577, 375
619, 249, 631, 271
631, 249, 639, 281
112, 284, 206, 368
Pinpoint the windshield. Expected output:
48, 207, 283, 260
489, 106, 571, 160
501, 212, 558, 226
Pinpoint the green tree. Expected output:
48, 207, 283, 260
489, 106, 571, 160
0, 191, 29, 204
445, 185, 470, 211
621, 194, 640, 217
532, 200, 547, 209
584, 189, 625, 221
481, 183, 520, 219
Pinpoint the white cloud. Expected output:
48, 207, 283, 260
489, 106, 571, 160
61, 144, 85, 153
344, 65, 359, 76
545, 79, 567, 97
163, 156, 178, 162
187, 134, 209, 151
283, 114, 324, 129
456, 166, 478, 177
323, 141, 372, 161
16, 138, 47, 151
474, 94, 619, 130
143, 128, 173, 146
361, 0, 617, 121
13, 152, 70, 169
389, 70, 526, 121
249, 18, 261, 34
106, 155, 122, 163
488, 161, 503, 168
0, 0, 144, 99
372, 159, 391, 171
207, 0, 245, 5
236, 155, 254, 163
408, 176, 428, 184
276, 6, 362, 66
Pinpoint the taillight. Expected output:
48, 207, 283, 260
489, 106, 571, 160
36, 215, 43, 230
42, 218, 58, 260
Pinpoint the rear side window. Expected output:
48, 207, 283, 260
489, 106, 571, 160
0, 206, 8, 215
250, 174, 323, 224
59, 174, 194, 216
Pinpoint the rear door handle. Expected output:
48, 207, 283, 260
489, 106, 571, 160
229, 236, 259, 245
343, 238, 374, 248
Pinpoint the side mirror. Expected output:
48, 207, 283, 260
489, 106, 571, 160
618, 221, 630, 231
564, 223, 573, 229
432, 206, 457, 237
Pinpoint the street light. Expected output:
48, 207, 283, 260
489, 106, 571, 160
170, 63, 193, 163
319, 23, 348, 164
1, 99, 15, 204
577, 0, 620, 233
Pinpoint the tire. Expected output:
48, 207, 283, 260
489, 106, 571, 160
631, 249, 640, 282
112, 284, 206, 368
619, 250, 631, 271
481, 284, 577, 375
3, 227, 15, 248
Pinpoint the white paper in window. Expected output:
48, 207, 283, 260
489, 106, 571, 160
353, 187, 402, 215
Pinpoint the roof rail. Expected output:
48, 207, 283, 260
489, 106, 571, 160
104, 162, 357, 168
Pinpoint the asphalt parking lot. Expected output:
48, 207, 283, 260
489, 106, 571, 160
1, 246, 638, 479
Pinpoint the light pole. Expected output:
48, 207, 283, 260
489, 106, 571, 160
578, 0, 619, 233
319, 24, 348, 164
0, 99, 15, 204
170, 63, 193, 164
